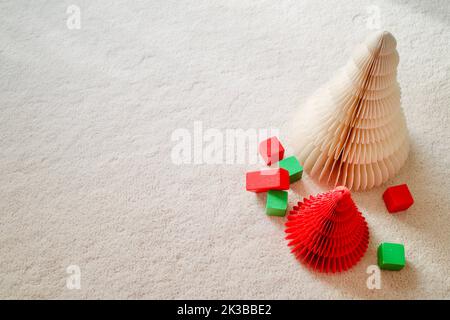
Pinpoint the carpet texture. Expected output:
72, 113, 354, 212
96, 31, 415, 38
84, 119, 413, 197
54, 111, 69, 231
1, 0, 449, 299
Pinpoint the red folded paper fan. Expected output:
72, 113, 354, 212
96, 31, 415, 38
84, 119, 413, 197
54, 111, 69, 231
285, 186, 369, 273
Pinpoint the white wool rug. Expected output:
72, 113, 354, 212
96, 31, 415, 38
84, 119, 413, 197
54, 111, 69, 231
1, 0, 449, 299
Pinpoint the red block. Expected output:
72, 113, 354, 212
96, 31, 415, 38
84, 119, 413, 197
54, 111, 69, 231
383, 184, 414, 213
246, 168, 290, 193
259, 136, 285, 166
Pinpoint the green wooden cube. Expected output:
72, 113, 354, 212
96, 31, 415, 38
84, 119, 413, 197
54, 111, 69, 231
266, 190, 288, 217
278, 156, 303, 183
377, 242, 405, 271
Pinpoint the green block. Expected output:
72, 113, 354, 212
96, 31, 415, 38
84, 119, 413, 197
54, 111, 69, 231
266, 190, 288, 217
377, 243, 405, 271
278, 156, 303, 183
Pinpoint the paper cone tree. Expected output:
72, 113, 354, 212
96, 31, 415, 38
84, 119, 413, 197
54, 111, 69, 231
285, 187, 369, 273
291, 31, 409, 191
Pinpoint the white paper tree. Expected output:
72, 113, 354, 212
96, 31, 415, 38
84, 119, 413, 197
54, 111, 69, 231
291, 31, 409, 191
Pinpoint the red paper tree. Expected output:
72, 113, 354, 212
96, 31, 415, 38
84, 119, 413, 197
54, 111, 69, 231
285, 186, 369, 273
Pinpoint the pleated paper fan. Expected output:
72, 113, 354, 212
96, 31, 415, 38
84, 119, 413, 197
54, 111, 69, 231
285, 187, 369, 273
291, 31, 409, 191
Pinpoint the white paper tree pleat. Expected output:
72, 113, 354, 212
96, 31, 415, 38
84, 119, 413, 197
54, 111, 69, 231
291, 31, 409, 191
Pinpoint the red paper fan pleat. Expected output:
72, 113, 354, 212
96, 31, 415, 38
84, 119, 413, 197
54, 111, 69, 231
285, 186, 369, 273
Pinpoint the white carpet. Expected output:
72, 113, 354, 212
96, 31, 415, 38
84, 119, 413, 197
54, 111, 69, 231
1, 0, 449, 299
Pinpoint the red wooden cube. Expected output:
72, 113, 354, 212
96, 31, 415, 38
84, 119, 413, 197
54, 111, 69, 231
383, 184, 414, 213
259, 136, 285, 166
246, 168, 290, 193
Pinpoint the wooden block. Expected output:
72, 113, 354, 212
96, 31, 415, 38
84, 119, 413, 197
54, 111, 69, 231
246, 168, 290, 193
259, 136, 285, 166
377, 242, 405, 271
383, 184, 414, 213
278, 156, 303, 183
266, 190, 288, 216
